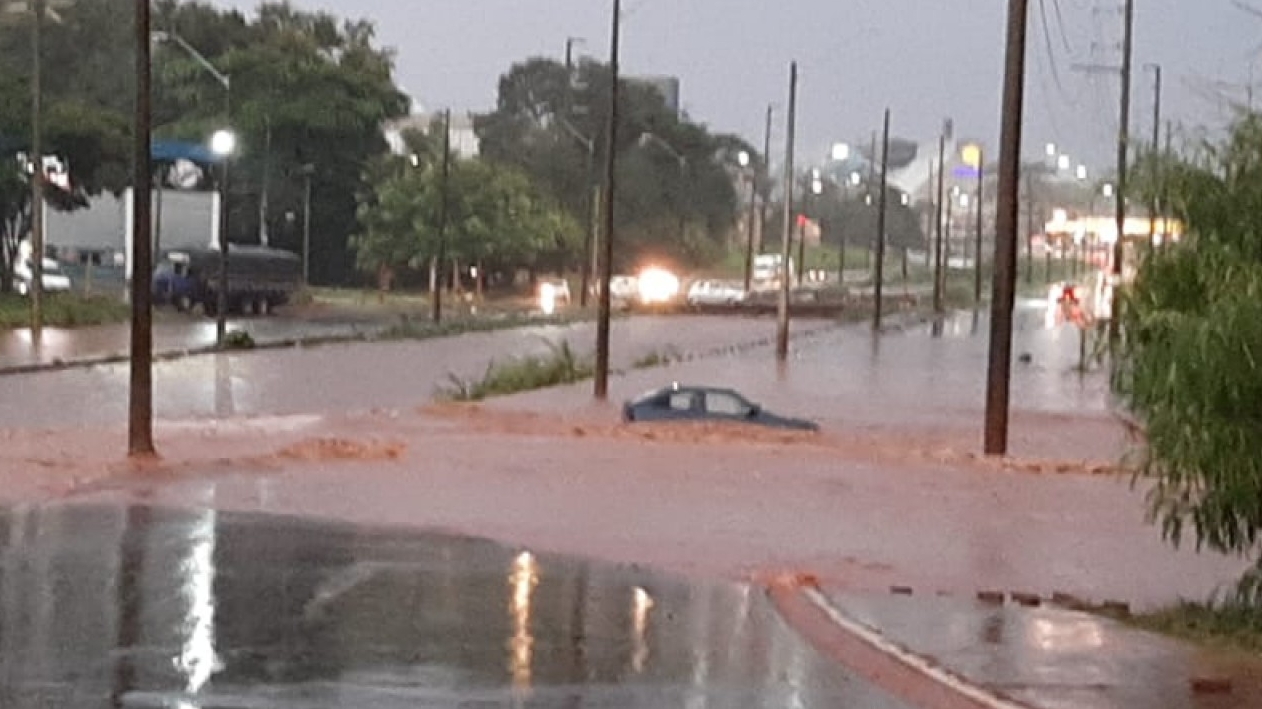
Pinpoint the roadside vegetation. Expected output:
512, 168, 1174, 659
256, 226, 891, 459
1113, 114, 1262, 647
0, 293, 130, 329
438, 340, 593, 402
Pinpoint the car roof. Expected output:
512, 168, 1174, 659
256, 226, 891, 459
631, 383, 747, 403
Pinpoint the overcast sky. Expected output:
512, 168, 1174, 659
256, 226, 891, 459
216, 0, 1260, 172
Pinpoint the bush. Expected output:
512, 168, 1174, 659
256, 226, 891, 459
439, 340, 593, 401
1114, 115, 1262, 604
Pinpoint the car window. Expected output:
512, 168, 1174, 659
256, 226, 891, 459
705, 391, 751, 416
668, 392, 694, 411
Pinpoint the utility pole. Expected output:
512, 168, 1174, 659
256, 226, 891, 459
873, 108, 890, 330
775, 61, 798, 363
593, 0, 620, 400
867, 130, 877, 270
1145, 63, 1161, 246
1110, 0, 1135, 345
128, 0, 154, 456
983, 0, 1029, 457
29, 0, 45, 342
301, 163, 314, 284
1025, 177, 1035, 284
431, 109, 452, 324
974, 152, 985, 304
758, 104, 773, 254
925, 160, 935, 269
742, 159, 757, 292
932, 131, 946, 313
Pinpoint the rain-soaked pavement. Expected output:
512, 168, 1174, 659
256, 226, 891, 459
0, 503, 914, 709
0, 311, 392, 370
811, 593, 1242, 709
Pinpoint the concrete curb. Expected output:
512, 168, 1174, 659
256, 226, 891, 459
768, 579, 1040, 709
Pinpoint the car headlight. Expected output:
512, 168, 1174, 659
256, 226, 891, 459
637, 268, 679, 304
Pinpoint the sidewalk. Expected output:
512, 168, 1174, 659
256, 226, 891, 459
771, 584, 1257, 709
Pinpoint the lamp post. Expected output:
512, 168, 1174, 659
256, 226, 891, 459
739, 150, 758, 293
210, 129, 235, 344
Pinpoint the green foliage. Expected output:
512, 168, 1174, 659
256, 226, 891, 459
0, 293, 129, 329
352, 156, 580, 278
1114, 115, 1262, 601
475, 57, 751, 271
148, 1, 409, 284
1134, 599, 1262, 654
438, 339, 593, 401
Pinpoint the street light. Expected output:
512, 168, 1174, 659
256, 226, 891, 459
1102, 182, 1115, 198
831, 142, 851, 161
1075, 164, 1088, 181
210, 128, 235, 343
1045, 142, 1057, 157
1056, 154, 1071, 171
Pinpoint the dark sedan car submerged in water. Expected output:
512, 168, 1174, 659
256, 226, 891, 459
622, 384, 820, 432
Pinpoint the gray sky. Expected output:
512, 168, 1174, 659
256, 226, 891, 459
217, 0, 1260, 172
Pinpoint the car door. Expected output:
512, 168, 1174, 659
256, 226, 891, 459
703, 390, 753, 423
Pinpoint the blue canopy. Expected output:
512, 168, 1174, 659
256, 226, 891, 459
151, 139, 220, 165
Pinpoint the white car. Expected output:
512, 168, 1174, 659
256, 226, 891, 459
686, 279, 747, 306
14, 258, 72, 296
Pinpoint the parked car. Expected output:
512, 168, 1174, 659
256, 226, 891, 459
14, 257, 72, 296
686, 279, 747, 306
622, 384, 820, 431
152, 245, 302, 316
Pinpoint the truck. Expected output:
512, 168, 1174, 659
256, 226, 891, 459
152, 245, 302, 316
751, 254, 795, 289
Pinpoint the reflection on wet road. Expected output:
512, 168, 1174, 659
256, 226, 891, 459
0, 505, 912, 708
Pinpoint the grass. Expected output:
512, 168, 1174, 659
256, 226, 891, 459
0, 293, 131, 329
1130, 601, 1262, 655
378, 307, 601, 342
438, 339, 594, 402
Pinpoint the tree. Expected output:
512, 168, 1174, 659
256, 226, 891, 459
1113, 114, 1262, 601
0, 72, 129, 292
475, 57, 748, 270
149, 0, 409, 284
352, 153, 579, 289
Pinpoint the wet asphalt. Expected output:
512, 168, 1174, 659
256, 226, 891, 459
0, 504, 914, 709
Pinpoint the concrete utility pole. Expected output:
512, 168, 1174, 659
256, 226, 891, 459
128, 0, 154, 456
983, 0, 1029, 457
873, 108, 890, 330
974, 151, 985, 304
775, 61, 798, 363
1145, 63, 1161, 246
759, 104, 772, 254
431, 109, 452, 324
1110, 0, 1135, 345
593, 0, 620, 400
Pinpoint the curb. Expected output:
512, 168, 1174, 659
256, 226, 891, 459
768, 579, 1039, 709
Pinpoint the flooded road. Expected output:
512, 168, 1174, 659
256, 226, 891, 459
0, 315, 832, 429
0, 504, 911, 708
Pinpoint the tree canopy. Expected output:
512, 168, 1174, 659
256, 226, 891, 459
1113, 114, 1262, 602
475, 57, 754, 270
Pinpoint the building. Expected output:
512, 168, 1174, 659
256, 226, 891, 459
629, 75, 681, 115
383, 112, 479, 160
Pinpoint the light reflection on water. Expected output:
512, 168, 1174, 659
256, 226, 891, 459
0, 505, 914, 708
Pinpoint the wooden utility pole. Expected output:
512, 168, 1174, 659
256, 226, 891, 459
1145, 63, 1162, 246
758, 104, 772, 254
983, 0, 1029, 457
873, 108, 890, 330
128, 0, 154, 456
775, 61, 797, 363
593, 0, 621, 400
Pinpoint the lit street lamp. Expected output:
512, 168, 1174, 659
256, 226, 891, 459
1075, 164, 1088, 181
831, 142, 851, 161
210, 128, 235, 344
